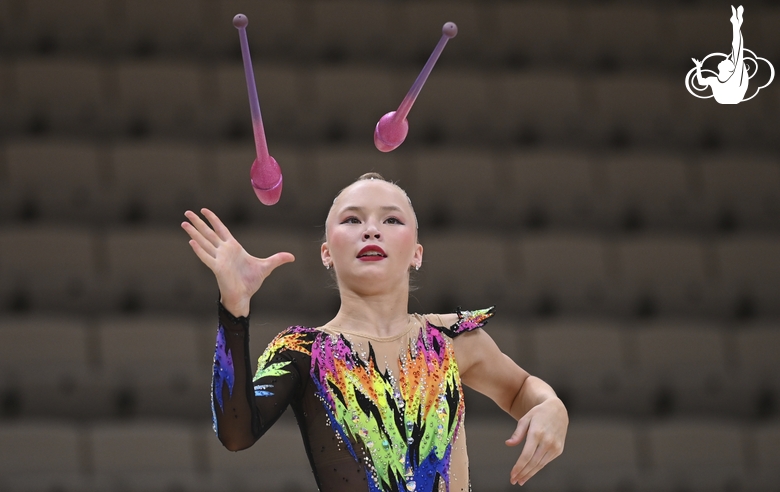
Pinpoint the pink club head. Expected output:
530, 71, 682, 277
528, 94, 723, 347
232, 14, 248, 28
374, 22, 457, 152
250, 156, 283, 206
374, 112, 409, 152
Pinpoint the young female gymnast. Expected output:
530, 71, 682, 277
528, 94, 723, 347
692, 5, 748, 104
181, 173, 568, 491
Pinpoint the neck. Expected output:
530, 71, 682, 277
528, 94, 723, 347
327, 284, 411, 339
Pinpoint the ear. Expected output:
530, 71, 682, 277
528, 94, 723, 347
413, 242, 423, 268
321, 241, 331, 267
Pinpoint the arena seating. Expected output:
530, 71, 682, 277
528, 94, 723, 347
1, 1, 778, 491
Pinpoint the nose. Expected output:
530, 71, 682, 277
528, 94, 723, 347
363, 225, 381, 240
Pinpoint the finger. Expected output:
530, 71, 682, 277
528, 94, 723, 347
505, 418, 529, 447
510, 429, 538, 481
184, 210, 223, 248
513, 449, 551, 486
187, 239, 217, 270
181, 221, 218, 257
201, 208, 233, 242
263, 252, 296, 273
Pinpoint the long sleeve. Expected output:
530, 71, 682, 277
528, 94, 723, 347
211, 302, 305, 451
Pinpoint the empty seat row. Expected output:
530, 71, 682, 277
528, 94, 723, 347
0, 420, 778, 492
469, 419, 780, 492
4, 0, 780, 68
1, 141, 779, 233
1, 59, 778, 147
0, 312, 313, 419
0, 313, 778, 419
0, 420, 316, 492
1, 226, 779, 317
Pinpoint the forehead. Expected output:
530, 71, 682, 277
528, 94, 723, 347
331, 180, 411, 212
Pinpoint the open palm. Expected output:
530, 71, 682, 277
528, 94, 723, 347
181, 208, 294, 316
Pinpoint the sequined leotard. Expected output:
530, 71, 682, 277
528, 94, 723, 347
212, 303, 494, 492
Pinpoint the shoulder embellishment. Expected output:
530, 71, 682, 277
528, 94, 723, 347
440, 307, 495, 338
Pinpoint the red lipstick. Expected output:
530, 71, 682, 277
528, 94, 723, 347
357, 245, 387, 261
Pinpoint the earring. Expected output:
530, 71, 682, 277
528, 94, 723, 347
414, 264, 420, 271
325, 263, 331, 270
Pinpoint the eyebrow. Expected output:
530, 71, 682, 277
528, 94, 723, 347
339, 205, 404, 214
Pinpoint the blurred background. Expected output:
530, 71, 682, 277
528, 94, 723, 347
0, 0, 779, 490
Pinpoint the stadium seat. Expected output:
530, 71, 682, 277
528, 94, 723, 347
573, 4, 663, 69
210, 62, 303, 141
0, 226, 99, 312
0, 422, 86, 491
103, 227, 214, 312
90, 422, 202, 491
528, 420, 640, 492
494, 71, 585, 145
204, 422, 316, 492
747, 422, 780, 491
631, 322, 734, 416
714, 234, 780, 318
601, 151, 696, 231
500, 150, 599, 229
466, 418, 532, 490
510, 234, 610, 316
310, 145, 402, 223
697, 154, 780, 231
613, 235, 712, 316
118, 0, 205, 56
1, 140, 105, 224
305, 1, 392, 62
0, 61, 10, 132
0, 316, 98, 418
588, 74, 678, 147
410, 149, 499, 227
392, 2, 483, 63
643, 420, 746, 491
734, 323, 780, 418
531, 320, 631, 415
208, 0, 303, 59
113, 61, 204, 137
485, 2, 573, 66
404, 68, 491, 144
311, 66, 395, 142
107, 142, 206, 223
667, 6, 726, 70
12, 58, 106, 136
414, 231, 510, 314
15, 0, 112, 55
96, 316, 208, 419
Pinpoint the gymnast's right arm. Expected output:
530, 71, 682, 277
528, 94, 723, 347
181, 208, 296, 450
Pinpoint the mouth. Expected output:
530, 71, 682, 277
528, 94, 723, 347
357, 245, 387, 260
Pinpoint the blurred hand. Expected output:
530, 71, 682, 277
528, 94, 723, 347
505, 398, 568, 486
181, 208, 294, 316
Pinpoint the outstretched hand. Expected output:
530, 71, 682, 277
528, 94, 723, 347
505, 398, 568, 486
181, 208, 294, 316
692, 58, 703, 67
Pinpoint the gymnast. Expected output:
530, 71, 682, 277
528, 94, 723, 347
692, 5, 748, 104
181, 174, 568, 491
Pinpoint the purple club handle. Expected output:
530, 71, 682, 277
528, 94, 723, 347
374, 22, 457, 152
234, 13, 282, 206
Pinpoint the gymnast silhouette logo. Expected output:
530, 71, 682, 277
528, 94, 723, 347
685, 5, 774, 104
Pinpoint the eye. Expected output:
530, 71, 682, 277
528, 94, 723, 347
385, 217, 404, 225
341, 216, 361, 224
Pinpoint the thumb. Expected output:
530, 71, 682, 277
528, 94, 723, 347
264, 252, 296, 272
506, 417, 530, 447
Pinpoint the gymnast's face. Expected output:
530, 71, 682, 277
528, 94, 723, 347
322, 180, 422, 294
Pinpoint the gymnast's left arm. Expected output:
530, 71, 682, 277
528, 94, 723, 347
454, 329, 569, 486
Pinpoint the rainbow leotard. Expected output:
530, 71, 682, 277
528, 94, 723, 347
212, 303, 494, 492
